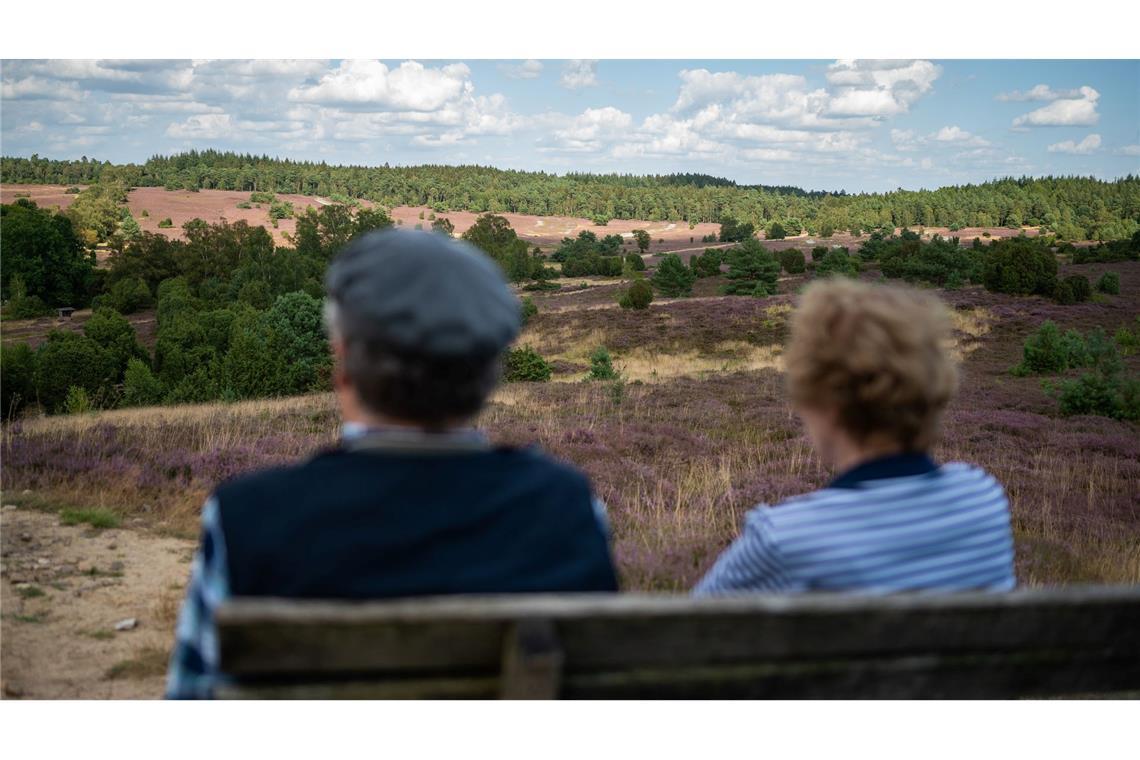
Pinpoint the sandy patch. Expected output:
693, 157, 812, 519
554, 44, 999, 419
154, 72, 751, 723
1, 505, 194, 699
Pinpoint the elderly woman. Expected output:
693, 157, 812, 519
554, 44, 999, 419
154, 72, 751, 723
695, 278, 1015, 595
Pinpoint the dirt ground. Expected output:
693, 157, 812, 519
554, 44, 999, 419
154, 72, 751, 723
0, 504, 194, 699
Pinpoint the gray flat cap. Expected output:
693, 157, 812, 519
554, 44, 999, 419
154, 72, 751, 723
325, 228, 521, 357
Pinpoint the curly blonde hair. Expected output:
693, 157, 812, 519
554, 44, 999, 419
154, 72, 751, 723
785, 278, 959, 451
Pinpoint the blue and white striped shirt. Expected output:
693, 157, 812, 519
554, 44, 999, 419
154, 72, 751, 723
694, 453, 1016, 595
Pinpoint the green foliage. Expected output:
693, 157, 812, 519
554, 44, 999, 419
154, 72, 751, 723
873, 233, 981, 286
556, 231, 624, 277
3, 275, 53, 318
157, 218, 173, 228
1116, 318, 1139, 356
587, 346, 620, 381
766, 221, 787, 240
778, 248, 806, 274
631, 229, 651, 253
1, 200, 92, 307
35, 331, 117, 413
66, 184, 126, 246
84, 307, 148, 380
1, 342, 38, 417
624, 252, 647, 272
249, 191, 276, 204
503, 346, 552, 382
121, 358, 165, 407
1073, 234, 1140, 263
691, 248, 724, 278
63, 385, 93, 414
1095, 271, 1120, 295
294, 204, 394, 263
1053, 274, 1089, 305
268, 200, 294, 220
1015, 321, 1087, 374
60, 508, 119, 529
619, 278, 654, 310
815, 247, 860, 279
104, 276, 153, 314
431, 216, 455, 236
651, 253, 696, 297
223, 291, 330, 399
520, 296, 538, 326
718, 216, 755, 243
722, 238, 780, 296
5, 153, 1139, 242
982, 236, 1057, 297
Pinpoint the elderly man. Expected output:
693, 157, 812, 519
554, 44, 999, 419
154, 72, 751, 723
166, 229, 618, 699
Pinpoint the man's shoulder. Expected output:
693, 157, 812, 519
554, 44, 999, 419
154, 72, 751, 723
212, 445, 591, 505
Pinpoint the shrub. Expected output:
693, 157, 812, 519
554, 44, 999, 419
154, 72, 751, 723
157, 218, 173, 229
1, 342, 38, 417
63, 385, 93, 414
766, 221, 787, 240
624, 253, 646, 272
718, 216, 755, 243
722, 238, 780, 296
34, 331, 117, 413
249, 191, 276, 204
588, 346, 620, 381
84, 307, 148, 379
619, 279, 654, 310
779, 248, 806, 274
982, 237, 1056, 296
520, 296, 538, 326
690, 248, 723, 278
503, 346, 552, 382
1016, 321, 1073, 374
651, 254, 696, 297
4, 293, 52, 318
1062, 274, 1092, 303
815, 247, 860, 279
1096, 272, 1120, 295
121, 357, 165, 407
105, 277, 153, 314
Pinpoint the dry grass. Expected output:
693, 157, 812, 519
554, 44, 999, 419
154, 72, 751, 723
616, 342, 783, 383
104, 646, 170, 681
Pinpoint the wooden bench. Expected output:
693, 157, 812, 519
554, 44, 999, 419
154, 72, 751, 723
215, 586, 1140, 699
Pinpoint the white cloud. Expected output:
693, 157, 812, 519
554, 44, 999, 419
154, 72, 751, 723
996, 84, 1082, 102
560, 60, 598, 89
165, 113, 236, 140
1, 76, 84, 100
289, 60, 472, 111
932, 125, 990, 146
1119, 144, 1140, 156
1012, 86, 1099, 127
1047, 134, 1102, 154
499, 60, 543, 80
824, 60, 941, 117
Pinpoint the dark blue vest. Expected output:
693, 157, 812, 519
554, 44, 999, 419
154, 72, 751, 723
214, 444, 619, 598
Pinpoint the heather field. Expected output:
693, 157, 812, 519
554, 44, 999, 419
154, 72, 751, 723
4, 261, 1138, 591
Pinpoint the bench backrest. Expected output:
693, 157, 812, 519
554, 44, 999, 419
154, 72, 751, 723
216, 586, 1140, 698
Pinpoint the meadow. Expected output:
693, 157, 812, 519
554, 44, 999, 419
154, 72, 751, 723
5, 259, 1138, 591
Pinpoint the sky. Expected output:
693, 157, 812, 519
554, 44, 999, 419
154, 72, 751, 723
1, 59, 1137, 193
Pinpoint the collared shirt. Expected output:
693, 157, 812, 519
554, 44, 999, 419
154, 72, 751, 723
165, 424, 611, 699
693, 453, 1016, 596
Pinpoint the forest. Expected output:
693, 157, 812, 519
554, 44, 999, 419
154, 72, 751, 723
3, 151, 1139, 241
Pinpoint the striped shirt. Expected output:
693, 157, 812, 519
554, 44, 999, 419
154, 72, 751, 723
694, 453, 1016, 595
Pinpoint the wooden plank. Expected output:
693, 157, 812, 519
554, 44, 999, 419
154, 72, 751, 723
216, 588, 1140, 677
499, 620, 563, 699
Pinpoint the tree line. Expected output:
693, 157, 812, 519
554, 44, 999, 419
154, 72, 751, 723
4, 151, 1138, 241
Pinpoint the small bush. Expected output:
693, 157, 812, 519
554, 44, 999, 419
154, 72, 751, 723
588, 346, 620, 381
1061, 274, 1092, 303
779, 248, 806, 274
503, 346, 552, 382
651, 254, 696, 297
157, 218, 173, 229
122, 358, 165, 407
520, 296, 538, 326
63, 385, 93, 414
1096, 272, 1120, 295
249, 191, 276, 204
815, 248, 860, 279
619, 279, 654, 310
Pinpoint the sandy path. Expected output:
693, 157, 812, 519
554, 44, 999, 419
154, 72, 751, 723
1, 506, 195, 699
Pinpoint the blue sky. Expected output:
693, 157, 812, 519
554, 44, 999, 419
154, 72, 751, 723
1, 59, 1136, 193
